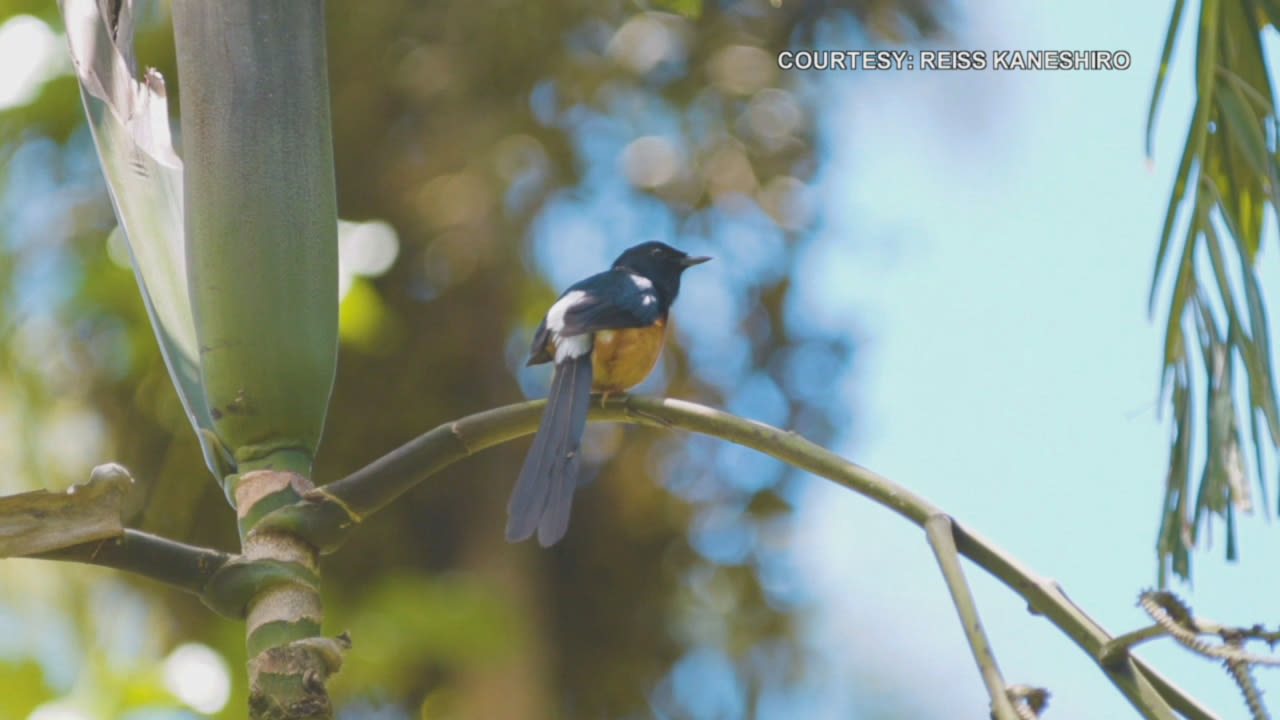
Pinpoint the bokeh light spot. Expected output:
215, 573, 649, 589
0, 16, 64, 110
620, 135, 682, 188
607, 13, 688, 75
162, 642, 231, 714
708, 44, 775, 96
339, 220, 400, 278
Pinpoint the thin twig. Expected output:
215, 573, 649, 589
1140, 591, 1280, 666
1098, 624, 1169, 667
923, 514, 1018, 720
1225, 658, 1269, 720
1223, 634, 1269, 720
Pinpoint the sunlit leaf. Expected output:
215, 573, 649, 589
1151, 0, 1280, 582
1147, 0, 1189, 157
1215, 78, 1269, 186
1158, 223, 1197, 400
1149, 120, 1196, 315
1157, 368, 1193, 585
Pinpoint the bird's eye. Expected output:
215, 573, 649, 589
650, 247, 662, 256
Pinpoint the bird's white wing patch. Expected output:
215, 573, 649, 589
546, 289, 593, 361
554, 334, 592, 362
627, 273, 657, 306
546, 290, 587, 333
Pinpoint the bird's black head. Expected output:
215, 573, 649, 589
611, 241, 711, 304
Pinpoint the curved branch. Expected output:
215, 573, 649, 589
256, 394, 1216, 720
34, 528, 232, 596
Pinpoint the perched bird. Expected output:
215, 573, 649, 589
507, 241, 711, 546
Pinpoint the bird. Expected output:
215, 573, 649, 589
506, 241, 711, 546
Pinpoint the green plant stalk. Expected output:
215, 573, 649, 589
172, 0, 338, 483
171, 1, 339, 717
33, 529, 231, 595
257, 395, 1217, 720
230, 469, 335, 718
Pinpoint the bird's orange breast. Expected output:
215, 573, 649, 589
591, 319, 667, 392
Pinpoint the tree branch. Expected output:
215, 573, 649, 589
32, 528, 231, 596
924, 514, 1020, 720
0, 463, 233, 598
255, 394, 1217, 719
1098, 624, 1169, 667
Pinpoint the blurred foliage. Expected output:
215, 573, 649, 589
0, 0, 947, 718
1148, 0, 1280, 584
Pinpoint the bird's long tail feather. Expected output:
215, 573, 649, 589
506, 355, 594, 546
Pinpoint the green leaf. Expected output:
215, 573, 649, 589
1158, 368, 1194, 583
1148, 118, 1197, 315
1247, 394, 1272, 514
1200, 196, 1246, 335
1239, 260, 1280, 435
1226, 501, 1238, 560
173, 0, 339, 478
1157, 220, 1198, 410
58, 0, 231, 477
1191, 0, 1222, 164
1147, 0, 1190, 157
1191, 306, 1228, 528
1215, 75, 1270, 184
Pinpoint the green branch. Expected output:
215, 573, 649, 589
1, 463, 233, 598
33, 528, 231, 596
924, 514, 1019, 720
1098, 624, 1168, 667
257, 394, 1217, 720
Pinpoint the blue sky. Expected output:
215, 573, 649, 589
793, 0, 1280, 717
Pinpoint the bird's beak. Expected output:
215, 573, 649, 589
681, 255, 712, 267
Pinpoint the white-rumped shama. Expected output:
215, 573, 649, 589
506, 241, 711, 546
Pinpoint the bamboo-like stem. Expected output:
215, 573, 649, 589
172, 0, 338, 482
256, 394, 1216, 720
172, 0, 339, 714
924, 514, 1019, 720
33, 528, 231, 595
